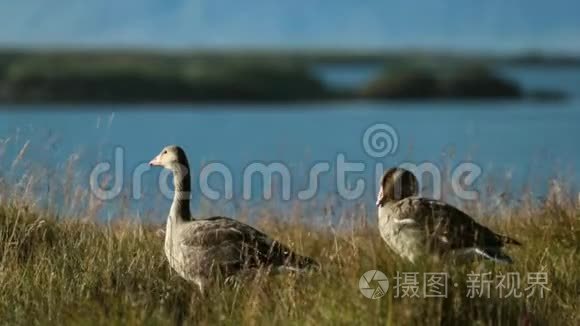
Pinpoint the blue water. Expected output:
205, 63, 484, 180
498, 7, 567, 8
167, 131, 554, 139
0, 65, 579, 221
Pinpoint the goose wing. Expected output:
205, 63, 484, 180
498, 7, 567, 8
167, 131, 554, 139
391, 197, 520, 250
179, 216, 318, 272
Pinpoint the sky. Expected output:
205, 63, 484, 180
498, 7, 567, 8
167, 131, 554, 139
0, 0, 579, 53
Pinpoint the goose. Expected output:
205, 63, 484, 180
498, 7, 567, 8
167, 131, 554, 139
149, 145, 319, 293
376, 167, 521, 264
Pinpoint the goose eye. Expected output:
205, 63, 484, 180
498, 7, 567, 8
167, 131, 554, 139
163, 150, 167, 154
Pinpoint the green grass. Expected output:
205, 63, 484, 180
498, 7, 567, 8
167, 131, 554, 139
0, 197, 578, 325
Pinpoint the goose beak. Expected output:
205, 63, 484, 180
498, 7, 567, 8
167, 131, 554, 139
149, 155, 162, 166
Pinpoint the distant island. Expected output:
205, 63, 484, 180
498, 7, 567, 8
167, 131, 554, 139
361, 65, 522, 99
0, 49, 572, 103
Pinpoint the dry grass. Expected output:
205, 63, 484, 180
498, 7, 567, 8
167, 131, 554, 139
0, 139, 579, 325
0, 195, 578, 325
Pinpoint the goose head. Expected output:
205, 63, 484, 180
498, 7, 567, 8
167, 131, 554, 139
376, 167, 418, 207
149, 145, 189, 172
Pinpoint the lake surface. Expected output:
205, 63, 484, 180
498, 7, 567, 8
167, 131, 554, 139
0, 65, 579, 221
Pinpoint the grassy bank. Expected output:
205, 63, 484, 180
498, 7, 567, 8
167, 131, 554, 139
0, 195, 578, 325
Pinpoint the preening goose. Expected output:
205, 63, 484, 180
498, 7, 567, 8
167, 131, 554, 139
149, 145, 319, 293
376, 168, 521, 264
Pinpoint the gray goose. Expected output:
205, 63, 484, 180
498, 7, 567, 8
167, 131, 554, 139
376, 167, 521, 264
149, 145, 319, 293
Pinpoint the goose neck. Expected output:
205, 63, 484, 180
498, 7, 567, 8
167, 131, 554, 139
169, 164, 191, 223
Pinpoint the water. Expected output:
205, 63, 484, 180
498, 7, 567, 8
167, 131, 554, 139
0, 65, 579, 221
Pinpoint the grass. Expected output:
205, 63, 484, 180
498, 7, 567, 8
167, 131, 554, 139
0, 193, 578, 325
0, 137, 578, 325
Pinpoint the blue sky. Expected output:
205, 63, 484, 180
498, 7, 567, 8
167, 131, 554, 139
1, 0, 579, 52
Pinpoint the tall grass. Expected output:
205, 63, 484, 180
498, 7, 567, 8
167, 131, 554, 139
0, 139, 579, 325
0, 183, 578, 325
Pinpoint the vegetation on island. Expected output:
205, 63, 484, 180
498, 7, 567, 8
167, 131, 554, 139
0, 53, 329, 102
361, 65, 522, 99
0, 49, 573, 103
